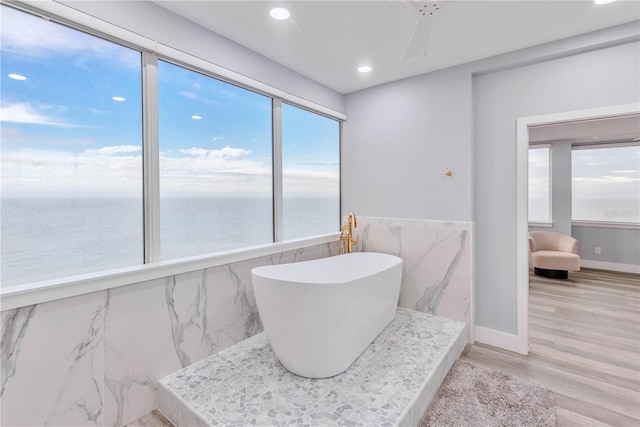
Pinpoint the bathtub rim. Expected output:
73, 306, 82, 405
251, 252, 403, 285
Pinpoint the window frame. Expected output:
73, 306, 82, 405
0, 2, 344, 308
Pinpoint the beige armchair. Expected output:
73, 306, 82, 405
528, 231, 580, 279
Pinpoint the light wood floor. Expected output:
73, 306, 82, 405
461, 268, 640, 426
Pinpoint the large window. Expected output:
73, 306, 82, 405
1, 6, 143, 286
282, 104, 340, 240
0, 5, 342, 288
158, 61, 273, 259
572, 144, 640, 223
528, 146, 551, 223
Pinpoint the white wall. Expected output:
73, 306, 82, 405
474, 40, 639, 333
573, 226, 640, 268
343, 66, 473, 221
344, 22, 640, 341
550, 142, 573, 236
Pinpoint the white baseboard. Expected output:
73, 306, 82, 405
580, 260, 640, 274
473, 326, 528, 355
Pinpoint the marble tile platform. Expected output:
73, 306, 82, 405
157, 308, 466, 426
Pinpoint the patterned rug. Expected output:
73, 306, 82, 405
420, 361, 556, 427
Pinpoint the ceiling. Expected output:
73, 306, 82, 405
529, 114, 640, 145
154, 1, 640, 94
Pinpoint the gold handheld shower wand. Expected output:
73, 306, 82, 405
339, 212, 359, 254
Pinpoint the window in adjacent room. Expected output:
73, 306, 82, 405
158, 60, 273, 259
281, 103, 340, 240
528, 145, 551, 224
572, 144, 640, 224
0, 5, 143, 286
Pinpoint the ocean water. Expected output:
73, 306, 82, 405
1, 197, 339, 287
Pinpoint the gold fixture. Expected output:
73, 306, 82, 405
445, 167, 453, 177
339, 212, 359, 254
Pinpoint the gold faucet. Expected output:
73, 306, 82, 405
339, 212, 359, 254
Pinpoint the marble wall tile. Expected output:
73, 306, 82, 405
356, 217, 473, 341
260, 241, 338, 267
1, 291, 105, 426
201, 261, 262, 359
0, 241, 343, 426
103, 275, 206, 426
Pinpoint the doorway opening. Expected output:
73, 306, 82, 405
515, 103, 640, 354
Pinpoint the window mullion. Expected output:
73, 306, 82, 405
273, 99, 284, 242
143, 52, 161, 263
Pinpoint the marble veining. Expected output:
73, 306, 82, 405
414, 229, 468, 313
1, 291, 106, 426
45, 294, 107, 425
159, 308, 466, 427
224, 264, 262, 340
166, 274, 205, 368
355, 217, 473, 341
1, 305, 36, 396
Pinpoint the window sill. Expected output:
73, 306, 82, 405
529, 222, 553, 228
572, 221, 640, 230
0, 232, 340, 311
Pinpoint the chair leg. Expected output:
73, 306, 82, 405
534, 267, 568, 279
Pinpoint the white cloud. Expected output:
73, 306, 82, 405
1, 127, 94, 145
85, 145, 142, 155
573, 176, 639, 184
177, 90, 220, 107
179, 91, 198, 100
612, 170, 639, 174
1, 145, 338, 197
0, 148, 142, 196
0, 102, 78, 128
179, 146, 252, 159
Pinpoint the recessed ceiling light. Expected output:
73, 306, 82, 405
592, 136, 600, 139
594, 0, 616, 4
112, 96, 126, 102
8, 73, 26, 80
270, 7, 290, 20
357, 65, 372, 73
192, 115, 202, 120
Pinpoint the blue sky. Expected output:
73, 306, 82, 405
1, 5, 339, 198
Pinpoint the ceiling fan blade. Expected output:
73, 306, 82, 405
404, 16, 431, 59
402, 1, 444, 60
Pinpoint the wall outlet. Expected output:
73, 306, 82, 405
594, 247, 602, 255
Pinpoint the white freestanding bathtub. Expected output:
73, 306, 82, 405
251, 252, 403, 378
